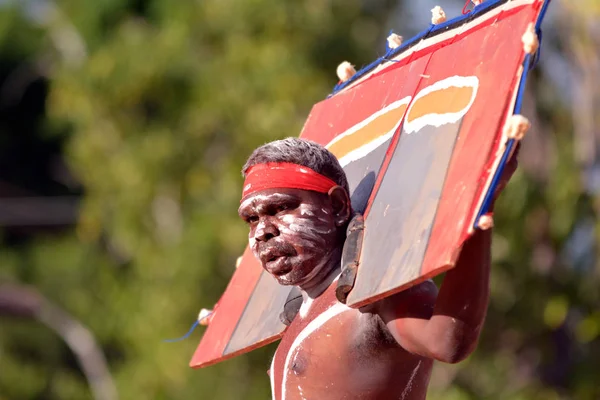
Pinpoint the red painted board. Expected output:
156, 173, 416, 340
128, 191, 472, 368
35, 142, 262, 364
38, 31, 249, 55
191, 50, 429, 368
346, 0, 542, 307
190, 247, 272, 368
191, 0, 547, 367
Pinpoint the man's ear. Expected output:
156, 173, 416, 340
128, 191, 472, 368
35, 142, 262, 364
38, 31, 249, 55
327, 186, 352, 227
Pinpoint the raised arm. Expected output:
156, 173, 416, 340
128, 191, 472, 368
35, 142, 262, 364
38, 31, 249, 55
376, 229, 491, 363
376, 147, 519, 363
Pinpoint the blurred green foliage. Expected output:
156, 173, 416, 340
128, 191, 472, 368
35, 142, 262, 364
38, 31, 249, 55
0, 0, 599, 399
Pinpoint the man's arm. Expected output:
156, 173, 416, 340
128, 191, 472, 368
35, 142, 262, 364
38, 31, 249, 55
376, 147, 519, 363
376, 228, 491, 364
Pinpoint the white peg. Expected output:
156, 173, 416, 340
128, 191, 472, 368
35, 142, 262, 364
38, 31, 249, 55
504, 114, 531, 140
431, 6, 447, 24
198, 308, 213, 326
478, 214, 494, 230
387, 33, 403, 50
336, 61, 356, 82
522, 23, 539, 54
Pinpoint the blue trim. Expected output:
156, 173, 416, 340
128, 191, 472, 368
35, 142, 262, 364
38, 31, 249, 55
326, 0, 551, 229
472, 0, 506, 16
330, 27, 433, 96
474, 0, 552, 228
514, 55, 532, 113
475, 53, 531, 223
535, 0, 552, 31
432, 0, 501, 33
429, 10, 474, 33
330, 0, 514, 96
531, 0, 552, 68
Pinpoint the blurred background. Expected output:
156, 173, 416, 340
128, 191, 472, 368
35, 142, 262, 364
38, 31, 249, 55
0, 0, 598, 399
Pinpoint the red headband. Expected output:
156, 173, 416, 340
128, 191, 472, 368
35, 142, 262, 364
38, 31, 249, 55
241, 162, 338, 201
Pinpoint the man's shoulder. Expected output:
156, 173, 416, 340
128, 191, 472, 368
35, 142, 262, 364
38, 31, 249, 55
365, 279, 438, 320
391, 279, 438, 300
360, 280, 437, 310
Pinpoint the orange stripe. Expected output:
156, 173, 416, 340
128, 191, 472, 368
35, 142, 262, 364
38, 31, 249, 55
407, 86, 474, 122
327, 104, 408, 159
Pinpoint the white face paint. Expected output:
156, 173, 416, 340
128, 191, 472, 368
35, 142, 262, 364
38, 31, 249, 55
280, 214, 296, 225
238, 189, 343, 287
299, 204, 314, 217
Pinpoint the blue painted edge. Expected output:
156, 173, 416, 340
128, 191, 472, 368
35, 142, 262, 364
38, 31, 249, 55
473, 0, 552, 229
330, 0, 512, 96
327, 0, 551, 229
329, 27, 432, 97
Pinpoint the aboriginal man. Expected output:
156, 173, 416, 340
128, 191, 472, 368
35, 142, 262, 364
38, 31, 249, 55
238, 138, 517, 400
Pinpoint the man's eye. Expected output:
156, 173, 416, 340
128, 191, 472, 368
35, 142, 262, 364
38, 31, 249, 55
246, 216, 258, 224
276, 205, 290, 214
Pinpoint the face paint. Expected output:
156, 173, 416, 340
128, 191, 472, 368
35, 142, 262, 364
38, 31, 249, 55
299, 205, 314, 217
238, 188, 344, 288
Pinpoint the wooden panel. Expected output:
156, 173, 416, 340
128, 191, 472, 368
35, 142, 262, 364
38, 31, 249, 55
191, 0, 548, 367
303, 57, 430, 213
349, 121, 462, 306
190, 247, 271, 368
346, 1, 541, 308
191, 54, 430, 369
420, 4, 539, 279
225, 268, 289, 355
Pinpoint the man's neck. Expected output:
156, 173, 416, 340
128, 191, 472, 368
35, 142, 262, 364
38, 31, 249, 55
299, 248, 342, 300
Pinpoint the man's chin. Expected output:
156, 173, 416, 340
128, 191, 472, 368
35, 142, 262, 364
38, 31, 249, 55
273, 272, 301, 286
264, 257, 325, 287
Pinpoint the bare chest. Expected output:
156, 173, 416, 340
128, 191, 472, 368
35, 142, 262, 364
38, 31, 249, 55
270, 302, 431, 400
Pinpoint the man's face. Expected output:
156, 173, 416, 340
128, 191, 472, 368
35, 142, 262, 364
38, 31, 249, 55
238, 188, 341, 287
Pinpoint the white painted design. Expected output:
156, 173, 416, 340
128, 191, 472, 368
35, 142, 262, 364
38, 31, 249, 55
299, 205, 314, 217
297, 385, 307, 400
239, 193, 271, 210
403, 75, 479, 134
299, 297, 314, 319
336, 131, 396, 167
400, 360, 421, 400
281, 302, 350, 400
325, 97, 411, 167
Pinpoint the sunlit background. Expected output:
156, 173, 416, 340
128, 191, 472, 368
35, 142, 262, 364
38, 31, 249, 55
0, 0, 598, 399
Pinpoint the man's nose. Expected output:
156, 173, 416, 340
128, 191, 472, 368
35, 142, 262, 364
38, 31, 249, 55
255, 217, 279, 242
